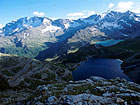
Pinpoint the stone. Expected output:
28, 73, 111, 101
41, 74, 48, 79
35, 101, 44, 105
90, 76, 104, 82
48, 96, 57, 102
86, 79, 93, 83
69, 81, 73, 83
116, 98, 124, 104
102, 92, 114, 97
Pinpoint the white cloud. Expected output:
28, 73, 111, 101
132, 8, 140, 13
131, 2, 140, 13
33, 11, 45, 17
109, 3, 114, 8
67, 10, 95, 19
0, 24, 4, 28
110, 1, 140, 14
67, 12, 85, 17
116, 1, 134, 12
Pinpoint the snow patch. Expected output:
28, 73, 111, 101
134, 17, 140, 21
64, 23, 70, 29
14, 28, 19, 32
23, 24, 29, 27
23, 33, 30, 39
43, 18, 51, 24
101, 13, 106, 19
101, 22, 118, 28
27, 17, 30, 20
22, 17, 43, 27
42, 25, 61, 33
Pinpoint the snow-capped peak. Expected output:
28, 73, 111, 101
43, 18, 52, 25
1, 10, 140, 37
100, 10, 113, 19
2, 16, 46, 36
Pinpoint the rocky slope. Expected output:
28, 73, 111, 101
9, 76, 140, 105
0, 53, 73, 90
121, 53, 140, 83
56, 44, 133, 64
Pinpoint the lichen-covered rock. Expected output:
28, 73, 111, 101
90, 76, 105, 82
19, 76, 140, 105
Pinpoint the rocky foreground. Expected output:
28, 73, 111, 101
4, 76, 137, 105
0, 52, 140, 105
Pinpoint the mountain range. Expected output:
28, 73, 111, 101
0, 10, 140, 59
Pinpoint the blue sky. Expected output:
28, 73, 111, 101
0, 0, 140, 26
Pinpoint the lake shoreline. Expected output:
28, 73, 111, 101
72, 58, 131, 81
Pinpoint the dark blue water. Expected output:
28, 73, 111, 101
72, 58, 131, 81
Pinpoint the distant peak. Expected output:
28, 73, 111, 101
125, 10, 135, 15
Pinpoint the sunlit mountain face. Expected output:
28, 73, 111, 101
0, 11, 140, 58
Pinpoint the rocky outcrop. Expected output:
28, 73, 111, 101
18, 76, 140, 105
121, 53, 140, 83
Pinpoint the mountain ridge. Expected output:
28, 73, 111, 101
1, 10, 140, 37
0, 10, 140, 59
